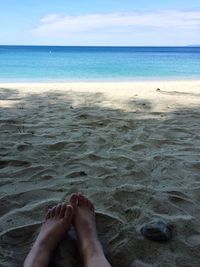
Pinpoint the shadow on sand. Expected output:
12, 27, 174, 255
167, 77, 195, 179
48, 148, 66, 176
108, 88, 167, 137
0, 87, 200, 267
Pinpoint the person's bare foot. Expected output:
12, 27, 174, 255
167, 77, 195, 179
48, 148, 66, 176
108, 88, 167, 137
70, 193, 111, 267
24, 203, 73, 267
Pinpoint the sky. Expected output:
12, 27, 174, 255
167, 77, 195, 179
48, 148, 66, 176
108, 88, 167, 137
0, 0, 200, 46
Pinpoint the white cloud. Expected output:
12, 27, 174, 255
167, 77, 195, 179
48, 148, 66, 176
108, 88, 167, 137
32, 10, 200, 45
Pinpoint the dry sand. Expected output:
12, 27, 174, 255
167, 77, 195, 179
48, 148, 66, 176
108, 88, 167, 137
0, 81, 200, 267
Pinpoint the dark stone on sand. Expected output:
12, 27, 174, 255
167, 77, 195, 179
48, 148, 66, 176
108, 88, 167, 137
141, 220, 173, 242
79, 171, 87, 176
156, 88, 161, 91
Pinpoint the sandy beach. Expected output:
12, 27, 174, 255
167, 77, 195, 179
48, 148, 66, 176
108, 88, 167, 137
0, 81, 200, 267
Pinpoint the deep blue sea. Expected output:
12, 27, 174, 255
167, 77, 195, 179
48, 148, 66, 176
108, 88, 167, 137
0, 46, 200, 81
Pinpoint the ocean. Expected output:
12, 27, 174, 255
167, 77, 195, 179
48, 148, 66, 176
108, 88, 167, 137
0, 46, 200, 81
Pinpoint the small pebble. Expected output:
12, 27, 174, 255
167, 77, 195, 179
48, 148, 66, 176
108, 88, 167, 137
79, 171, 87, 176
141, 220, 173, 242
156, 88, 161, 91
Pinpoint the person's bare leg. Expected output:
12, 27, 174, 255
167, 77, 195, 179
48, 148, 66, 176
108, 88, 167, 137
24, 203, 73, 267
70, 193, 111, 267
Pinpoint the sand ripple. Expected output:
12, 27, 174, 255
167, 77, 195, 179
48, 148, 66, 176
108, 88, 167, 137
0, 83, 200, 266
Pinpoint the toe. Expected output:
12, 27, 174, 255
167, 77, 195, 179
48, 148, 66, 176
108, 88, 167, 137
77, 194, 95, 211
70, 193, 78, 208
46, 209, 51, 219
51, 206, 57, 218
78, 193, 87, 206
48, 208, 53, 218
64, 205, 73, 220
55, 204, 62, 217
59, 203, 67, 218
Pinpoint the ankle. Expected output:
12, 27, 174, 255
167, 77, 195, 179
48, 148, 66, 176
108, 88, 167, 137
81, 238, 104, 260
83, 248, 108, 267
32, 240, 52, 257
24, 245, 50, 267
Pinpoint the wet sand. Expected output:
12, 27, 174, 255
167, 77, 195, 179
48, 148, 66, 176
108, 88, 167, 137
0, 81, 200, 267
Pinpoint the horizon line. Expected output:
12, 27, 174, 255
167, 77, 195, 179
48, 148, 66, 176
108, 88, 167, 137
0, 44, 200, 47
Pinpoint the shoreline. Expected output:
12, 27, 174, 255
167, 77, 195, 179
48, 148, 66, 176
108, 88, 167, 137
1, 79, 200, 89
1, 79, 200, 83
0, 78, 200, 84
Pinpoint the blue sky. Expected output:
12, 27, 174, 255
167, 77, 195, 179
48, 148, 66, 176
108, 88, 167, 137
1, 0, 200, 45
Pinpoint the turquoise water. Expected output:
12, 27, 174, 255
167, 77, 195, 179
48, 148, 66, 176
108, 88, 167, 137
0, 46, 200, 81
